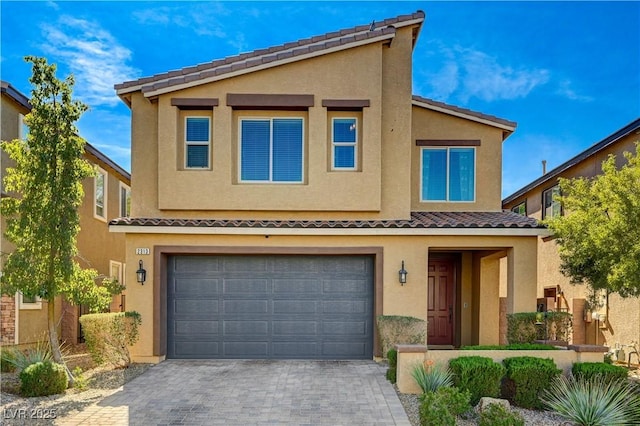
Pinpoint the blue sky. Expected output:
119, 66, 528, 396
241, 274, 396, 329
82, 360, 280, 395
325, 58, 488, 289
2, 1, 639, 198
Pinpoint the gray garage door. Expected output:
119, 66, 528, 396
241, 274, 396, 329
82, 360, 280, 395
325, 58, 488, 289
167, 255, 374, 359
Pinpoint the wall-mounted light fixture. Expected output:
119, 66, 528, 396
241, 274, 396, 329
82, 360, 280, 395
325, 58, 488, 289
136, 260, 147, 285
398, 261, 407, 285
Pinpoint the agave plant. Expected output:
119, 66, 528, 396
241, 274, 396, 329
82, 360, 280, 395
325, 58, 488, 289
6, 339, 52, 372
541, 374, 640, 426
411, 359, 454, 393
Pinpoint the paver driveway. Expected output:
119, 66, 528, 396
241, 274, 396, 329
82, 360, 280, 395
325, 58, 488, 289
58, 360, 411, 426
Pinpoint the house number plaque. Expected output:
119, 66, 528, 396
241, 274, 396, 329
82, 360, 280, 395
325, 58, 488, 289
135, 248, 150, 255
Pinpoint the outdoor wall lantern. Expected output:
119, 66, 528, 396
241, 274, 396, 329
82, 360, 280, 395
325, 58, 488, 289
136, 260, 147, 285
398, 261, 408, 285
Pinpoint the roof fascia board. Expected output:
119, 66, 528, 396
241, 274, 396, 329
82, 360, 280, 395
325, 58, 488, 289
109, 225, 548, 237
130, 32, 396, 98
412, 99, 516, 132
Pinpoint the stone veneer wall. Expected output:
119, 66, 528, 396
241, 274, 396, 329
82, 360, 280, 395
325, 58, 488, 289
1, 295, 15, 344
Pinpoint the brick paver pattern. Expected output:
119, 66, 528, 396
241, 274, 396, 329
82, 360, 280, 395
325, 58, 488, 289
57, 360, 410, 426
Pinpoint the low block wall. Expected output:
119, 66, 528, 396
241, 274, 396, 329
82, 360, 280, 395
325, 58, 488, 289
396, 344, 607, 394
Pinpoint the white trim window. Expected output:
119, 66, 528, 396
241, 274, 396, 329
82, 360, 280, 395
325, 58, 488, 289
543, 185, 562, 219
110, 260, 123, 287
421, 147, 476, 202
185, 117, 211, 169
119, 182, 131, 217
331, 118, 357, 170
18, 114, 29, 141
94, 167, 107, 221
239, 117, 304, 183
18, 292, 42, 310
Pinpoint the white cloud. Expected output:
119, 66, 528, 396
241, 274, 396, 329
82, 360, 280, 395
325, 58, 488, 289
556, 79, 594, 102
417, 44, 550, 103
40, 16, 138, 107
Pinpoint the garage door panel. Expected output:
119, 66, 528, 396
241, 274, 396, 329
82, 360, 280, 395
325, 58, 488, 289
224, 320, 269, 336
273, 300, 317, 314
174, 299, 219, 316
167, 255, 373, 359
175, 320, 219, 335
273, 321, 318, 335
272, 279, 320, 294
323, 279, 369, 294
174, 256, 220, 272
223, 300, 268, 314
224, 342, 269, 356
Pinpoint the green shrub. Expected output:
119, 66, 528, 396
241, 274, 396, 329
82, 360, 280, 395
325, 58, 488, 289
502, 356, 561, 409
1, 347, 17, 372
377, 315, 427, 355
419, 386, 471, 426
506, 311, 572, 344
461, 343, 558, 350
386, 367, 397, 383
449, 356, 505, 405
19, 361, 68, 397
411, 360, 453, 393
478, 403, 524, 426
80, 311, 141, 367
542, 375, 640, 426
387, 348, 398, 368
572, 362, 628, 383
72, 366, 88, 390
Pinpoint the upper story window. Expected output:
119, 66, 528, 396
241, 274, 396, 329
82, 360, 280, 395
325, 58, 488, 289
185, 117, 210, 169
19, 114, 29, 140
421, 147, 475, 202
120, 182, 131, 217
239, 118, 304, 183
332, 118, 357, 170
511, 201, 527, 216
543, 185, 562, 219
94, 167, 107, 221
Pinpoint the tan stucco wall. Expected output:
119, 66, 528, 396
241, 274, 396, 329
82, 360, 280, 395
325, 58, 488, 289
121, 232, 538, 362
502, 135, 640, 347
410, 107, 505, 211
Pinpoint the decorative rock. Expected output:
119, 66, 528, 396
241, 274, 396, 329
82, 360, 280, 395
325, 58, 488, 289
477, 396, 511, 412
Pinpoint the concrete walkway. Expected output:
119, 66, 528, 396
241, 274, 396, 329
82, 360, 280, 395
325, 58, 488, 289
57, 360, 411, 426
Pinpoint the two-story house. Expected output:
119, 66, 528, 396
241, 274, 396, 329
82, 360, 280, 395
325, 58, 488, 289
111, 11, 545, 362
503, 118, 640, 348
1, 80, 131, 347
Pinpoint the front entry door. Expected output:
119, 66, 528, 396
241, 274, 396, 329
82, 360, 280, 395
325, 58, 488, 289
427, 259, 455, 346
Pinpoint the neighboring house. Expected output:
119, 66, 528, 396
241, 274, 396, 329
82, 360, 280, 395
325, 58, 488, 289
0, 80, 131, 347
111, 11, 545, 363
502, 118, 640, 348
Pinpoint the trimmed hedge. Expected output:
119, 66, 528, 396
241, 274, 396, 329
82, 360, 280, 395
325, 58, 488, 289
386, 349, 397, 384
79, 311, 141, 367
502, 356, 561, 409
419, 386, 471, 426
449, 356, 505, 405
572, 362, 628, 383
461, 343, 558, 351
507, 312, 572, 344
19, 361, 68, 397
377, 315, 427, 356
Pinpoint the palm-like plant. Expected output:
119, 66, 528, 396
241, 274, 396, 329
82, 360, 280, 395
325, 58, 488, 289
411, 360, 454, 393
541, 374, 640, 426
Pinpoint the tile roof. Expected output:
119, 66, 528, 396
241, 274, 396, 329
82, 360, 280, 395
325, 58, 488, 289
412, 95, 517, 132
110, 211, 543, 229
115, 11, 425, 99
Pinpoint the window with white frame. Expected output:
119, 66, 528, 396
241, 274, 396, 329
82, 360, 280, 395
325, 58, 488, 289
19, 293, 42, 310
185, 117, 210, 168
331, 118, 357, 170
239, 118, 303, 183
19, 114, 29, 140
110, 260, 123, 287
543, 185, 562, 219
94, 168, 107, 220
119, 183, 131, 217
421, 147, 475, 202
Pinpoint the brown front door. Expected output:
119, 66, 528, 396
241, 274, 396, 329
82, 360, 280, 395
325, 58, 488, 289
427, 259, 455, 346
